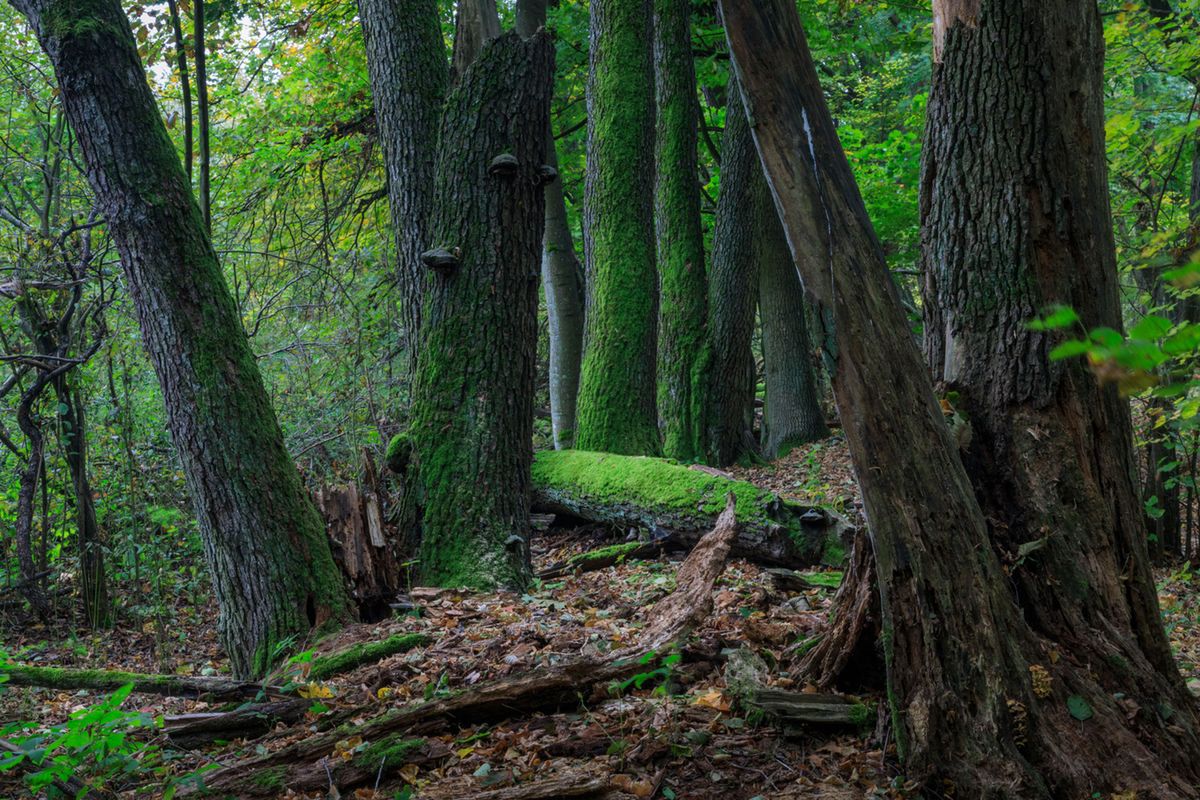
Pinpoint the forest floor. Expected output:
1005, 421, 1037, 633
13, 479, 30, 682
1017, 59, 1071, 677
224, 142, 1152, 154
2, 435, 1199, 799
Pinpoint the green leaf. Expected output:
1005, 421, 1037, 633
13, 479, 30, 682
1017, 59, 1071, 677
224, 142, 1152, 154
1067, 694, 1093, 721
1048, 340, 1090, 360
1129, 315, 1172, 340
1027, 305, 1080, 331
1089, 327, 1124, 348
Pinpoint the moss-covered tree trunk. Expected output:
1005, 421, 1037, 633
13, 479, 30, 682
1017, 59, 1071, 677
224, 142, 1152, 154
758, 207, 828, 459
575, 0, 661, 456
516, 0, 586, 451
653, 0, 708, 462
12, 0, 353, 677
356, 0, 446, 364
705, 80, 760, 467
919, 0, 1200, 792
409, 31, 553, 589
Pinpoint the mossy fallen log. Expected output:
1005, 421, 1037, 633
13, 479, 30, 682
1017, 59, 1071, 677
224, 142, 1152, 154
165, 699, 309, 748
0, 664, 276, 701
531, 450, 850, 568
308, 633, 430, 681
537, 539, 665, 579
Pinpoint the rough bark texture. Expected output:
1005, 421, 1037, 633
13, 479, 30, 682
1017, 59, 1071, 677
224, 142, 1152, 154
653, 0, 709, 462
517, 0, 586, 451
919, 1, 1200, 794
408, 32, 553, 589
721, 1, 1051, 794
575, 0, 661, 456
705, 81, 760, 467
530, 450, 849, 568
13, 0, 353, 677
451, 0, 501, 82
757, 195, 828, 459
356, 0, 446, 362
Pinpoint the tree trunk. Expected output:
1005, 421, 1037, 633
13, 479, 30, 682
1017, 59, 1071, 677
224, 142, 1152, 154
758, 195, 828, 459
516, 0, 585, 452
14, 385, 49, 619
194, 0, 210, 233
705, 80, 760, 467
575, 0, 661, 456
409, 31, 553, 589
55, 378, 109, 627
356, 0, 446, 364
166, 0, 192, 181
12, 0, 354, 677
916, 0, 1200, 793
718, 2, 1200, 795
653, 0, 708, 462
451, 0, 501, 82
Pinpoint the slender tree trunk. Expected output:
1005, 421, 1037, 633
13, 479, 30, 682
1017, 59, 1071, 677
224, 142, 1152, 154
166, 0, 192, 181
54, 378, 109, 627
758, 209, 827, 459
653, 0, 708, 462
517, 0, 585, 450
14, 385, 49, 619
575, 0, 661, 456
356, 0, 446, 366
705, 80, 759, 467
722, 1, 1200, 794
12, 0, 354, 677
195, 0, 210, 233
451, 0, 501, 82
410, 31, 552, 590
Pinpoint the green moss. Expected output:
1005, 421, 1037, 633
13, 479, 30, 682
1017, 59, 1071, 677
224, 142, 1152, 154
385, 433, 411, 473
250, 766, 287, 791
848, 701, 874, 728
799, 570, 843, 589
41, 0, 121, 39
308, 634, 430, 681
354, 736, 426, 770
570, 540, 645, 565
820, 535, 847, 567
574, 0, 660, 456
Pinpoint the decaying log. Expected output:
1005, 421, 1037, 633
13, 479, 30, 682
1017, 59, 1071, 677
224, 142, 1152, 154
165, 699, 310, 748
0, 664, 279, 701
537, 540, 667, 579
308, 633, 431, 681
188, 497, 743, 797
723, 648, 867, 729
532, 450, 851, 568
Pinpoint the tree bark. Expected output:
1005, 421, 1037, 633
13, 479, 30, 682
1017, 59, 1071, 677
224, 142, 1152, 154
575, 0, 661, 456
918, 0, 1200, 793
758, 193, 828, 459
720, 1, 1086, 794
12, 0, 354, 677
653, 0, 708, 462
356, 0, 446, 364
451, 0, 501, 82
409, 31, 553, 589
705, 80, 760, 467
516, 0, 585, 451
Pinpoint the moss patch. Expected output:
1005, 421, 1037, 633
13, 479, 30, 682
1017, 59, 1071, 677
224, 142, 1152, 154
308, 634, 430, 681
354, 736, 426, 770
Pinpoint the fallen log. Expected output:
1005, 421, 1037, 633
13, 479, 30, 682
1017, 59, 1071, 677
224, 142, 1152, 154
188, 497, 742, 797
165, 699, 310, 748
537, 540, 667, 579
307, 633, 430, 681
0, 664, 279, 701
531, 450, 851, 568
723, 648, 868, 729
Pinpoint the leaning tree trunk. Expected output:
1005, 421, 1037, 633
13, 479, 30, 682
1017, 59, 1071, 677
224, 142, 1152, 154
705, 80, 760, 467
516, 0, 586, 451
718, 2, 1200, 796
758, 193, 828, 459
653, 0, 708, 462
409, 31, 553, 589
574, 0, 661, 456
12, 0, 353, 678
356, 0, 446, 364
918, 0, 1200, 793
